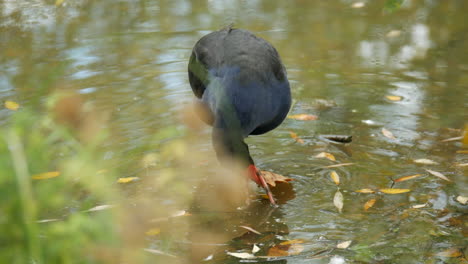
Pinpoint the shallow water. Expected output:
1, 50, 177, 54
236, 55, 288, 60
1, 0, 467, 263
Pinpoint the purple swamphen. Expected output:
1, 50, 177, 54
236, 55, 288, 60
188, 27, 291, 205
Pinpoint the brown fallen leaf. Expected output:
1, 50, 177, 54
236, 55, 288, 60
379, 188, 411, 194
334, 190, 344, 213
289, 131, 304, 144
364, 199, 377, 211
394, 174, 422, 183
425, 169, 451, 182
288, 114, 318, 121
32, 171, 60, 180
268, 241, 304, 257
330, 170, 340, 185
355, 189, 375, 194
434, 248, 462, 258
5, 100, 20, 111
260, 170, 293, 187
315, 152, 336, 161
382, 128, 396, 140
336, 240, 352, 249
386, 95, 402, 101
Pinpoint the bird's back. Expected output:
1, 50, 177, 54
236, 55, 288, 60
188, 28, 291, 136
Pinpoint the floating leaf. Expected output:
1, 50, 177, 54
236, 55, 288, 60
351, 2, 365, 8
394, 174, 422, 183
412, 204, 427, 209
117, 177, 139, 183
456, 196, 468, 205
382, 128, 396, 140
330, 170, 340, 185
434, 248, 462, 258
268, 242, 304, 257
364, 199, 377, 211
288, 114, 318, 121
32, 171, 60, 180
279, 239, 305, 246
239, 225, 261, 235
145, 228, 161, 236
260, 170, 293, 187
337, 240, 352, 249
4, 100, 19, 111
86, 204, 115, 212
324, 163, 354, 168
252, 244, 260, 254
355, 189, 375, 194
379, 188, 411, 194
315, 152, 336, 161
413, 159, 438, 165
425, 169, 451, 182
386, 95, 402, 101
386, 30, 402, 38
227, 252, 255, 259
289, 131, 304, 144
334, 190, 344, 213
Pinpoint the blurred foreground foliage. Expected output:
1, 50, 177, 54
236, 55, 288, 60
0, 93, 200, 263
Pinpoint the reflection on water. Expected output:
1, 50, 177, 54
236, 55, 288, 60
1, 0, 467, 263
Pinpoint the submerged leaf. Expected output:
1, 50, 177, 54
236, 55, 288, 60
379, 188, 411, 194
289, 131, 304, 144
337, 240, 352, 249
32, 171, 60, 180
334, 190, 344, 213
227, 252, 255, 259
434, 248, 462, 258
145, 228, 161, 236
382, 128, 396, 140
330, 170, 340, 185
394, 174, 422, 182
356, 189, 375, 194
288, 114, 318, 121
86, 204, 115, 212
316, 152, 336, 161
260, 170, 293, 187
324, 163, 354, 168
268, 242, 304, 257
364, 199, 377, 211
117, 177, 139, 183
279, 239, 305, 246
5, 100, 19, 111
425, 169, 451, 182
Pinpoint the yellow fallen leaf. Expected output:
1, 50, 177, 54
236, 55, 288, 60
330, 170, 340, 185
337, 240, 352, 249
4, 100, 19, 111
425, 169, 451, 182
260, 170, 293, 187
117, 177, 139, 183
434, 248, 462, 258
289, 131, 304, 144
386, 95, 402, 101
379, 188, 411, 194
364, 199, 377, 211
288, 114, 318, 121
316, 152, 336, 161
355, 189, 375, 194
32, 171, 60, 180
334, 190, 344, 213
145, 228, 161, 236
382, 128, 396, 140
394, 174, 422, 182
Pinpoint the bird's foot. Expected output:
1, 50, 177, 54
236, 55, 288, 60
247, 165, 277, 206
